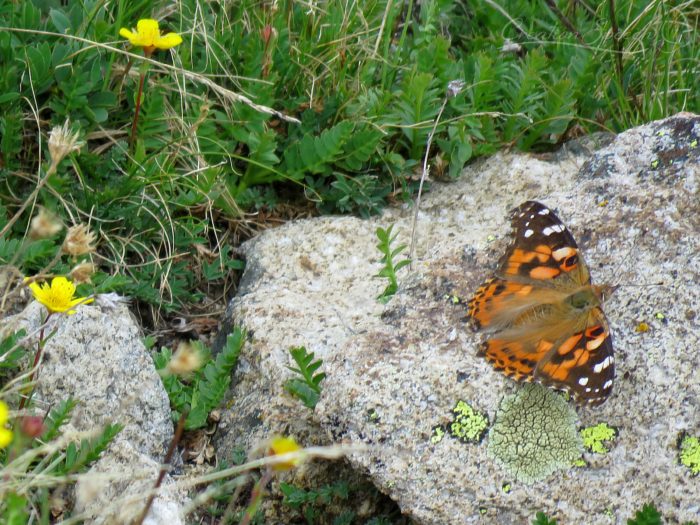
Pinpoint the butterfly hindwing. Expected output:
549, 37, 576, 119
535, 311, 614, 405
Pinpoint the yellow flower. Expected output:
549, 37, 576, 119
119, 19, 182, 51
25, 276, 94, 315
269, 436, 302, 471
0, 401, 13, 448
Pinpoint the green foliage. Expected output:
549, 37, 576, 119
2, 493, 29, 525
279, 481, 394, 524
487, 384, 582, 484
61, 423, 123, 474
284, 346, 326, 409
0, 330, 27, 374
532, 512, 557, 525
627, 503, 662, 525
154, 329, 245, 430
42, 397, 79, 443
0, 397, 121, 521
0, 0, 697, 313
281, 481, 350, 524
375, 225, 411, 303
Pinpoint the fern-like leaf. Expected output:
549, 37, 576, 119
532, 511, 557, 525
284, 121, 354, 178
42, 398, 78, 443
62, 423, 122, 474
627, 503, 662, 525
284, 346, 325, 409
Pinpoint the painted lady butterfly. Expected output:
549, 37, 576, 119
467, 201, 615, 405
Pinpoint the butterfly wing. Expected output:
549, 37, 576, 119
535, 308, 614, 405
498, 200, 590, 286
467, 201, 614, 405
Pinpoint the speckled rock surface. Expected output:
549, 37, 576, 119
218, 113, 699, 524
2, 299, 185, 524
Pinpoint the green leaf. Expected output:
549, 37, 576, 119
0, 329, 27, 370
62, 423, 122, 474
627, 503, 662, 525
284, 347, 325, 409
49, 8, 71, 34
43, 398, 78, 443
532, 511, 557, 525
284, 121, 354, 178
3, 493, 29, 525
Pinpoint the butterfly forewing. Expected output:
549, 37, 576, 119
467, 201, 615, 405
498, 200, 590, 287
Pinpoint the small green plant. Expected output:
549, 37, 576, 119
375, 225, 411, 303
153, 328, 245, 430
627, 503, 662, 525
280, 481, 358, 524
0, 397, 121, 521
284, 346, 326, 409
0, 329, 27, 378
532, 511, 557, 525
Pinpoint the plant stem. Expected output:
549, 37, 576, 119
19, 313, 52, 410
239, 469, 274, 525
129, 69, 147, 148
608, 0, 624, 84
134, 409, 188, 525
409, 96, 448, 268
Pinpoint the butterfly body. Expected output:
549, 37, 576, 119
467, 201, 614, 405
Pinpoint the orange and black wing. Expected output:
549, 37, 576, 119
498, 200, 590, 286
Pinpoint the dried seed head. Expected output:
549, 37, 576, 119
48, 120, 84, 167
62, 224, 96, 257
166, 341, 204, 377
69, 262, 96, 284
29, 208, 63, 239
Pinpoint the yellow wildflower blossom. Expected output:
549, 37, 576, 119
0, 401, 13, 448
269, 436, 302, 471
25, 276, 94, 314
119, 19, 182, 51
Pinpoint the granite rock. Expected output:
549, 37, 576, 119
218, 114, 700, 523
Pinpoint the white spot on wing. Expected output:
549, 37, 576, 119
538, 208, 550, 215
524, 229, 534, 238
593, 359, 606, 374
543, 226, 554, 236
603, 379, 613, 389
578, 377, 589, 386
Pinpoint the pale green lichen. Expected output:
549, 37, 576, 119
581, 423, 617, 454
449, 400, 488, 443
679, 435, 700, 475
487, 383, 582, 484
430, 425, 445, 444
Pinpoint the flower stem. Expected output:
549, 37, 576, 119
129, 69, 147, 148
